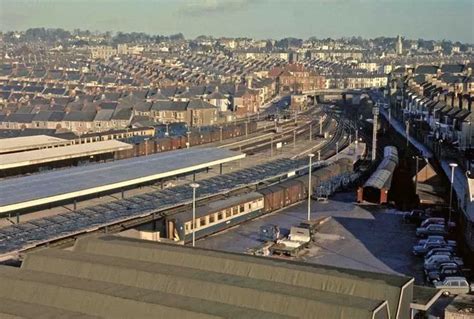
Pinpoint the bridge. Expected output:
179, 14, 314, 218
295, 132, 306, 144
302, 89, 370, 104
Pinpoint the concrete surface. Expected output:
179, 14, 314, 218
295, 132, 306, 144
196, 191, 426, 284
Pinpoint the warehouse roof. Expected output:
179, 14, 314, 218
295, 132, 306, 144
0, 147, 245, 213
0, 235, 412, 319
74, 236, 413, 319
0, 140, 132, 170
0, 135, 71, 154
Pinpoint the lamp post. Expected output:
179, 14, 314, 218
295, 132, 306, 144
413, 156, 420, 195
186, 131, 191, 148
405, 119, 409, 148
144, 137, 149, 156
293, 129, 296, 148
307, 153, 315, 221
448, 163, 457, 224
165, 123, 169, 137
319, 116, 323, 135
190, 183, 200, 247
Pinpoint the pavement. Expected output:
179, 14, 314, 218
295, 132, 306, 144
196, 191, 425, 284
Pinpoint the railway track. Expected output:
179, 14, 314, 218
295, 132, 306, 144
233, 112, 331, 155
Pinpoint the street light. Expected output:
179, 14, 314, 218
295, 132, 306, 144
190, 182, 200, 247
413, 156, 421, 195
144, 137, 149, 156
186, 131, 191, 148
448, 163, 457, 224
307, 153, 315, 221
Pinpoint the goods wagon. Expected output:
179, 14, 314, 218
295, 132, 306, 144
359, 146, 399, 204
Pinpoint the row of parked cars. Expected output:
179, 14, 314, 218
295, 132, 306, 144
405, 211, 473, 295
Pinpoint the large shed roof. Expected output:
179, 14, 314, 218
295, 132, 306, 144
74, 236, 413, 319
0, 235, 418, 319
0, 147, 245, 213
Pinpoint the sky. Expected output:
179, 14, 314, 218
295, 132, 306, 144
0, 0, 473, 43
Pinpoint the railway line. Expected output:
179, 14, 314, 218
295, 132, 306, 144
228, 111, 331, 155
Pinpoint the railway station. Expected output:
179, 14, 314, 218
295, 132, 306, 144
0, 156, 320, 257
0, 147, 245, 214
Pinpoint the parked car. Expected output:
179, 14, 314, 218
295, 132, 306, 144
420, 218, 455, 229
426, 264, 462, 282
403, 209, 429, 224
424, 250, 454, 262
417, 236, 456, 246
424, 255, 464, 273
413, 242, 455, 256
425, 247, 457, 260
416, 224, 449, 238
433, 277, 473, 295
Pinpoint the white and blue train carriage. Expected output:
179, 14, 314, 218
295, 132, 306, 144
165, 192, 265, 242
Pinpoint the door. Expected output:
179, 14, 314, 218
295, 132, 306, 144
167, 219, 176, 240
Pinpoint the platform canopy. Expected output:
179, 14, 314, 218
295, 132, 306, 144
0, 147, 245, 213
0, 140, 132, 170
0, 135, 71, 154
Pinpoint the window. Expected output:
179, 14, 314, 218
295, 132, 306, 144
239, 205, 245, 213
225, 209, 232, 218
209, 214, 215, 223
217, 212, 223, 220
185, 223, 190, 232
199, 218, 206, 227
232, 207, 239, 215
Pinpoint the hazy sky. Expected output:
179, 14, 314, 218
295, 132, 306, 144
0, 0, 473, 42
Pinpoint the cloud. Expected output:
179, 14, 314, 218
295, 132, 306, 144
179, 0, 261, 16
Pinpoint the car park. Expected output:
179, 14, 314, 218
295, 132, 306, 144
433, 277, 473, 295
416, 224, 448, 238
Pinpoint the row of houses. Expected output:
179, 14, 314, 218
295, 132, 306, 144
389, 63, 474, 150
0, 79, 278, 133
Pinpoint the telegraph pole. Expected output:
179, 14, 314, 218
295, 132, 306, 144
372, 106, 379, 161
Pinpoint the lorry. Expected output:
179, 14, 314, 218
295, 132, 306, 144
269, 227, 311, 257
